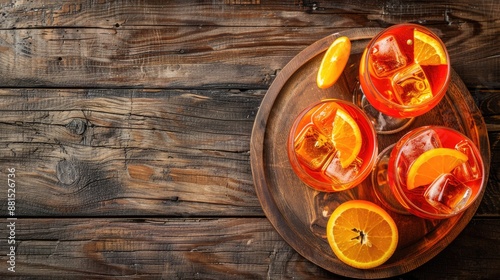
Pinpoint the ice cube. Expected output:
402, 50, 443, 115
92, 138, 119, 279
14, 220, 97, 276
311, 103, 339, 136
294, 125, 334, 170
400, 128, 442, 167
453, 140, 482, 182
324, 154, 363, 184
370, 35, 408, 77
392, 63, 433, 105
424, 173, 472, 214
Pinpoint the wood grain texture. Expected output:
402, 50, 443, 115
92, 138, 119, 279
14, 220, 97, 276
0, 0, 498, 88
0, 0, 498, 278
0, 218, 498, 279
0, 87, 497, 218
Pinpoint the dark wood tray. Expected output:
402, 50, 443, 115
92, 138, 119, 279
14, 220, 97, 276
250, 28, 490, 279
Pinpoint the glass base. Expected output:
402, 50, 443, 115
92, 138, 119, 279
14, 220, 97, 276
353, 83, 414, 135
371, 144, 410, 215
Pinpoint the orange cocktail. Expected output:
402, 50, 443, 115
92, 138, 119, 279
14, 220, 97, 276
359, 24, 450, 118
288, 99, 377, 192
386, 126, 485, 219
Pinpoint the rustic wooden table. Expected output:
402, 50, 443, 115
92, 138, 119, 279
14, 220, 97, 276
0, 1, 498, 279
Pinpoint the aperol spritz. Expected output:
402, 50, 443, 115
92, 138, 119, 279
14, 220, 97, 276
288, 99, 377, 192
374, 126, 485, 219
357, 24, 450, 133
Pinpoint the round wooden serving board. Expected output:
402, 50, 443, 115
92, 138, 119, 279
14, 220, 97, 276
250, 28, 490, 279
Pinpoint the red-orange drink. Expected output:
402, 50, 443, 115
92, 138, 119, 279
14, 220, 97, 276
359, 24, 450, 118
288, 99, 377, 192
387, 126, 485, 219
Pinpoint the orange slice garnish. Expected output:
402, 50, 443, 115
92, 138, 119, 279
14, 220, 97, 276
406, 148, 468, 190
414, 29, 447, 65
326, 200, 398, 269
331, 108, 362, 168
317, 36, 351, 89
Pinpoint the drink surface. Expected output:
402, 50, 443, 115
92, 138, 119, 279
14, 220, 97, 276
388, 126, 484, 219
359, 24, 450, 118
288, 100, 377, 192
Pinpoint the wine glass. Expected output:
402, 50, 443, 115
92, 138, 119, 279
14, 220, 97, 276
372, 126, 485, 219
287, 99, 378, 192
355, 23, 451, 134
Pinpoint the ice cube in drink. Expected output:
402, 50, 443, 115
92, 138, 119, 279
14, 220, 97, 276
453, 140, 481, 182
324, 155, 363, 184
370, 35, 408, 77
397, 129, 442, 187
400, 128, 442, 168
424, 173, 472, 214
392, 63, 433, 105
311, 103, 339, 136
294, 125, 334, 170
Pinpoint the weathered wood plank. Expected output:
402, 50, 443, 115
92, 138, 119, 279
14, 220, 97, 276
472, 89, 500, 216
0, 217, 498, 279
0, 1, 497, 279
0, 0, 497, 28
480, 129, 500, 216
0, 26, 309, 88
0, 1, 497, 89
0, 88, 264, 216
472, 89, 500, 117
0, 88, 498, 217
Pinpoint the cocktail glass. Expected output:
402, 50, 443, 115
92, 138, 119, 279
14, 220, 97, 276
355, 23, 451, 134
372, 126, 485, 219
287, 99, 378, 192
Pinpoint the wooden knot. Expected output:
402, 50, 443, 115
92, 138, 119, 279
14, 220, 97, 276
56, 159, 79, 185
66, 118, 87, 135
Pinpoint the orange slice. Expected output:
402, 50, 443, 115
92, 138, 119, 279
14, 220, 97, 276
317, 36, 351, 89
414, 29, 447, 65
331, 108, 362, 168
326, 200, 398, 269
406, 148, 468, 190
